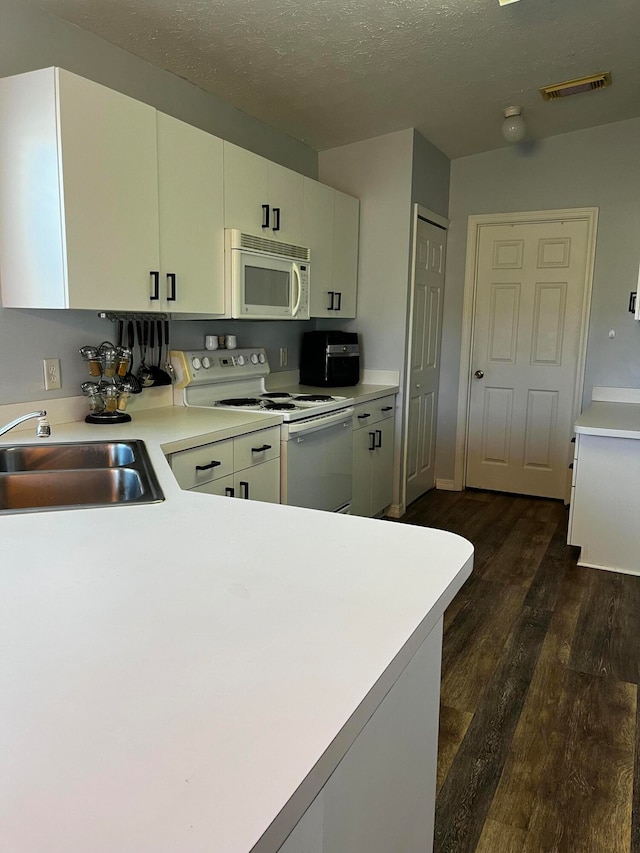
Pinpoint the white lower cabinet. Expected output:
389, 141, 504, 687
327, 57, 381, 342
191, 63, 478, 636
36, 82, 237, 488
169, 426, 280, 504
351, 395, 396, 518
568, 432, 640, 572
277, 619, 443, 853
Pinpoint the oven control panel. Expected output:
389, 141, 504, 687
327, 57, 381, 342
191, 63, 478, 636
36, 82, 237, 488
169, 349, 270, 388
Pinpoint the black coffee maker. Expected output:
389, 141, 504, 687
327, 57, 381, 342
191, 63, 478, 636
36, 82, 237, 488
299, 331, 360, 387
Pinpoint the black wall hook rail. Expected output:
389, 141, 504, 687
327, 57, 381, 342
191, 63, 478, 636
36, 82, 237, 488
97, 311, 170, 322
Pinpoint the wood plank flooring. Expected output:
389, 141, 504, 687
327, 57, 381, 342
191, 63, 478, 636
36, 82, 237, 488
396, 488, 640, 853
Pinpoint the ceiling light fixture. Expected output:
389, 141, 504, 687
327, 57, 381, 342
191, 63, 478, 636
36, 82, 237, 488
498, 0, 521, 5
501, 106, 526, 143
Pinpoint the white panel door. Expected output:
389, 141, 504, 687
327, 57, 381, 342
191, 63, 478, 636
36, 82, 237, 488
157, 113, 225, 314
466, 218, 590, 498
405, 217, 446, 505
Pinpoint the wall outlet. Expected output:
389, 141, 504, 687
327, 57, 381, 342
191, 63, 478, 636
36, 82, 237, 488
279, 347, 288, 368
43, 358, 61, 390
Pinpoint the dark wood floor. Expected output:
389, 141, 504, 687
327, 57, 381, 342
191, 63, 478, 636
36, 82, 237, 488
397, 488, 640, 853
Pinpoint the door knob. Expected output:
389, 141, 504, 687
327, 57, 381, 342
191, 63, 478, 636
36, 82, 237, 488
474, 370, 484, 379
416, 383, 421, 389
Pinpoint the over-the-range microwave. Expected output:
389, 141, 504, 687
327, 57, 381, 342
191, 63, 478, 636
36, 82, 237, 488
225, 229, 310, 320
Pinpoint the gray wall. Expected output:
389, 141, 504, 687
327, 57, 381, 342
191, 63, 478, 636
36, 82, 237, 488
318, 130, 414, 376
411, 130, 450, 218
437, 116, 640, 481
0, 0, 318, 405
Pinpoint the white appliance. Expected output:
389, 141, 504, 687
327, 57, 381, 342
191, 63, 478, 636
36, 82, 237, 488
225, 229, 310, 320
171, 349, 353, 513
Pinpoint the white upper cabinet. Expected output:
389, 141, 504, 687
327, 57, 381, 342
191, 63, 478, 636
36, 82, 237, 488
0, 67, 358, 318
0, 67, 162, 311
156, 113, 225, 315
0, 68, 226, 314
303, 179, 359, 318
223, 142, 304, 245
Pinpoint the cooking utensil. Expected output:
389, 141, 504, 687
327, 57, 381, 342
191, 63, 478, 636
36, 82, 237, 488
148, 319, 171, 386
164, 320, 175, 381
123, 320, 142, 394
136, 319, 154, 388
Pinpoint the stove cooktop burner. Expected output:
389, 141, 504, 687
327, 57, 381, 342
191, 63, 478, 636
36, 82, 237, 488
263, 402, 297, 411
261, 392, 292, 399
217, 397, 262, 407
295, 394, 335, 402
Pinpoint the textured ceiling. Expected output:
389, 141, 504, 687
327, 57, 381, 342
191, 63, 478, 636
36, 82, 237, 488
35, 0, 640, 158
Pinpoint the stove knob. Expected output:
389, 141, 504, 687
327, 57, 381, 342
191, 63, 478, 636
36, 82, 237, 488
236, 355, 246, 366
250, 353, 259, 365
192, 357, 202, 370
258, 353, 266, 364
202, 356, 211, 369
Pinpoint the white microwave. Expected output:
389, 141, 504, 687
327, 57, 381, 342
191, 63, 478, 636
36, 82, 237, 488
225, 229, 310, 320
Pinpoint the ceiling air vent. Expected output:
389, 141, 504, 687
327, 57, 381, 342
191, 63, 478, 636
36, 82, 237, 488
540, 72, 612, 101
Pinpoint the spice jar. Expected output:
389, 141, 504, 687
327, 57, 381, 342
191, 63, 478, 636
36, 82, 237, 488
117, 384, 131, 413
79, 346, 101, 377
103, 385, 118, 413
101, 347, 118, 378
116, 347, 131, 377
81, 381, 104, 414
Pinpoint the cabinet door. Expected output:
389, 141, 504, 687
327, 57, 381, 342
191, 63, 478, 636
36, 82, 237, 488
235, 458, 281, 504
268, 161, 304, 244
191, 474, 235, 497
332, 190, 359, 318
351, 426, 374, 517
170, 439, 234, 489
157, 113, 225, 314
223, 142, 269, 236
371, 419, 395, 517
303, 179, 336, 317
58, 69, 161, 311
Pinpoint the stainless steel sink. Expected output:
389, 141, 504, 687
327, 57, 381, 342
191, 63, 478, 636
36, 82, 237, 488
0, 440, 164, 513
0, 441, 135, 472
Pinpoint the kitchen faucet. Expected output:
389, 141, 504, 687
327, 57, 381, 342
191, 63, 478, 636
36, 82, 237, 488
0, 410, 51, 439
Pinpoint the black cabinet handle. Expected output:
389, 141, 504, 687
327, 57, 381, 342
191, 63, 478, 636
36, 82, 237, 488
381, 406, 393, 412
328, 291, 335, 311
357, 413, 371, 419
571, 437, 576, 443
262, 204, 270, 229
150, 270, 160, 301
375, 429, 382, 448
225, 486, 235, 497
251, 444, 271, 453
240, 480, 249, 499
167, 272, 177, 302
568, 463, 574, 469
272, 207, 281, 232
335, 291, 342, 311
195, 460, 222, 471
368, 432, 376, 451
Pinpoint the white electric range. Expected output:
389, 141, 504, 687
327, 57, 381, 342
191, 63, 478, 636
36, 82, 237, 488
171, 349, 354, 513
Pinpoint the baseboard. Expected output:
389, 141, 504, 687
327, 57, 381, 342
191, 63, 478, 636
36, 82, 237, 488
386, 502, 405, 518
435, 479, 459, 491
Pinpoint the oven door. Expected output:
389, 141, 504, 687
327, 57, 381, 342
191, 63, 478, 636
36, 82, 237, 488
281, 409, 353, 512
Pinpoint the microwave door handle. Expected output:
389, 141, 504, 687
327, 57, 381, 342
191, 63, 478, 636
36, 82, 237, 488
291, 263, 302, 317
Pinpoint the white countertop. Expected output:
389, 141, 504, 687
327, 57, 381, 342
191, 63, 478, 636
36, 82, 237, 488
1, 404, 472, 853
575, 401, 640, 439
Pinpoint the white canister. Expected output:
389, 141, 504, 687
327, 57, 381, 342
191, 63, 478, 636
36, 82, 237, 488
226, 335, 238, 350
205, 335, 219, 351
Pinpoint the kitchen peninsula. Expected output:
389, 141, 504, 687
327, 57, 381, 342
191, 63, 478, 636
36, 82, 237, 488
1, 406, 473, 852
